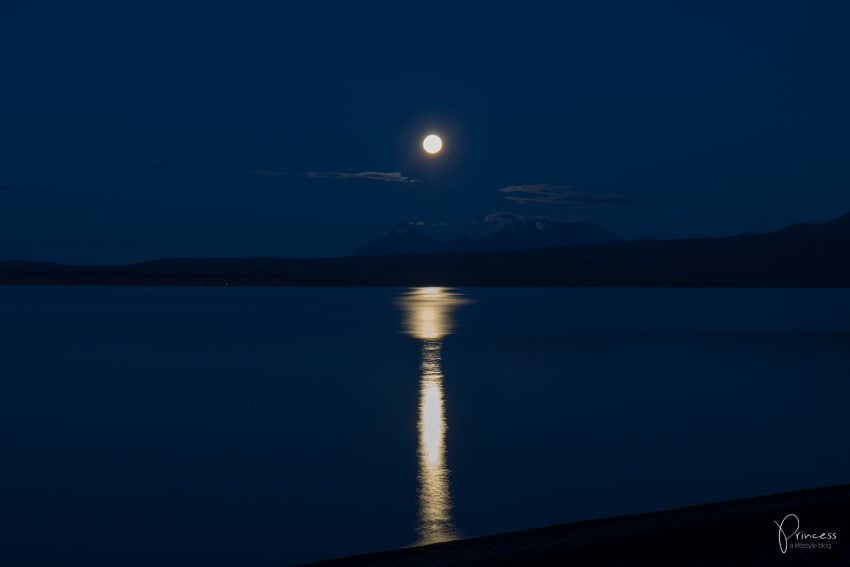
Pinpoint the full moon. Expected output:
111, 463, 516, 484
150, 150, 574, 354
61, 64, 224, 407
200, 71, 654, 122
422, 134, 443, 155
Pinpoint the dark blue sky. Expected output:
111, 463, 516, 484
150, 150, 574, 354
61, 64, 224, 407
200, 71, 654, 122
1, 1, 848, 262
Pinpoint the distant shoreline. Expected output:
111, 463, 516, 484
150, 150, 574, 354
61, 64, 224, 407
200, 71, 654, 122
307, 484, 850, 566
2, 212, 849, 287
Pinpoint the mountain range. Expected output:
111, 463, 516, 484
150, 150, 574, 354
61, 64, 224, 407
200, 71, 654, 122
2, 212, 850, 287
354, 219, 623, 255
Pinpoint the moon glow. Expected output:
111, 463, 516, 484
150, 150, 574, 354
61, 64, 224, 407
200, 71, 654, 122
423, 134, 443, 155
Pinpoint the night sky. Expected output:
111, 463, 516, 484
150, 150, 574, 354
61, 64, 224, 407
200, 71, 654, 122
2, 1, 848, 263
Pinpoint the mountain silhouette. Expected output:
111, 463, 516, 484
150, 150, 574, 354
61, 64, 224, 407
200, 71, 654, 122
354, 225, 445, 256
2, 212, 850, 287
355, 219, 622, 256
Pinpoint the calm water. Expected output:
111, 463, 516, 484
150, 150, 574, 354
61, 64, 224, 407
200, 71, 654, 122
1, 286, 849, 565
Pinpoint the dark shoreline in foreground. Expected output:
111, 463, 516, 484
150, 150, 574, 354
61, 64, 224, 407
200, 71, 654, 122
308, 484, 849, 566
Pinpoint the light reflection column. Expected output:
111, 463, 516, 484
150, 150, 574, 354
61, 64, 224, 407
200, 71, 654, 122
398, 287, 468, 546
417, 339, 453, 544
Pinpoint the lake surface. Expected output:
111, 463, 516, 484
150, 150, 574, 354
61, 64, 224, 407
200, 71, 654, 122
1, 286, 849, 565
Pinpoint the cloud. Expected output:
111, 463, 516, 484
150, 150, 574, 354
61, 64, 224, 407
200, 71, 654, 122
246, 169, 419, 183
498, 184, 637, 206
0, 184, 58, 196
305, 171, 420, 183
407, 219, 463, 228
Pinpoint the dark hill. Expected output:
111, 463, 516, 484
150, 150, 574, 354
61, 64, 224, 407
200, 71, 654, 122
354, 225, 446, 256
